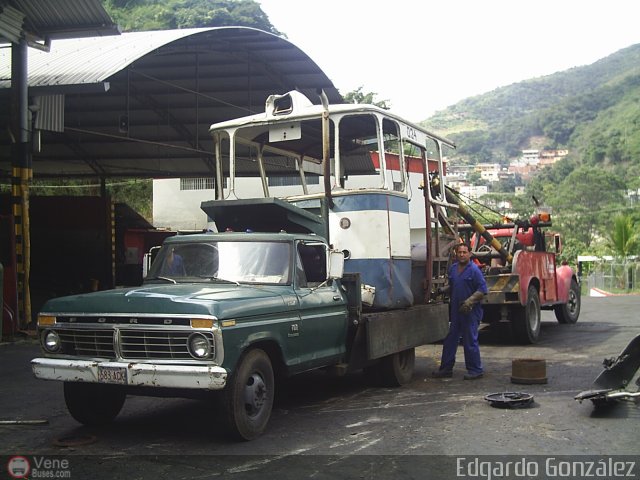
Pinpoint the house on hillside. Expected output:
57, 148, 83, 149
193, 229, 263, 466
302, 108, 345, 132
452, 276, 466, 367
458, 184, 488, 199
475, 163, 501, 182
539, 149, 568, 166
508, 148, 569, 180
521, 149, 540, 165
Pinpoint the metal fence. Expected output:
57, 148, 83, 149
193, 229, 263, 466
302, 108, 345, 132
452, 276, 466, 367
584, 261, 640, 293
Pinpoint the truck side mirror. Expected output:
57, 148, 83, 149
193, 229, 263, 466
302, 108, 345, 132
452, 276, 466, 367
554, 234, 562, 254
328, 249, 344, 279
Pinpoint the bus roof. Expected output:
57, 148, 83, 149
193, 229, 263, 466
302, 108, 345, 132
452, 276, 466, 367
209, 90, 455, 149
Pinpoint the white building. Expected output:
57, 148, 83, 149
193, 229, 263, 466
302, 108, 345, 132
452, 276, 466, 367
521, 149, 540, 165
458, 184, 488, 199
446, 165, 472, 181
475, 163, 501, 182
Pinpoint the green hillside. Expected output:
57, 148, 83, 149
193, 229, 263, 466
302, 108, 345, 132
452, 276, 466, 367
422, 43, 640, 168
102, 0, 279, 34
421, 44, 640, 262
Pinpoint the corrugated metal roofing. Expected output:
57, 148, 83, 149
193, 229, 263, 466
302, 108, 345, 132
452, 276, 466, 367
0, 28, 218, 89
0, 27, 342, 179
0, 0, 120, 42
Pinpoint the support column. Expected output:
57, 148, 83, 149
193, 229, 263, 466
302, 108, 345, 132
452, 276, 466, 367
10, 38, 32, 328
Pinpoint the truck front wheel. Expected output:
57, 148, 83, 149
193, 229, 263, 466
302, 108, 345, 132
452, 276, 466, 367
63, 382, 126, 426
511, 286, 541, 344
555, 278, 581, 324
222, 348, 274, 441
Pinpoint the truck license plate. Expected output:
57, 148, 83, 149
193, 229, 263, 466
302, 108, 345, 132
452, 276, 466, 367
97, 366, 127, 385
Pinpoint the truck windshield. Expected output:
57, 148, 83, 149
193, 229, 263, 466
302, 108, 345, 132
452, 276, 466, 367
146, 241, 291, 285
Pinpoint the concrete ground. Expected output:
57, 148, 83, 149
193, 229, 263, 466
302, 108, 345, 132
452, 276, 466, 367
1, 295, 638, 479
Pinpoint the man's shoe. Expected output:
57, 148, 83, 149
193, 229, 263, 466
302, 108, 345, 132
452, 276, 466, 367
463, 372, 484, 380
431, 369, 453, 378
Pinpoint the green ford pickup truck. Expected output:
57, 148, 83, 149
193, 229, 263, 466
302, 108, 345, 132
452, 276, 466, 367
32, 231, 448, 440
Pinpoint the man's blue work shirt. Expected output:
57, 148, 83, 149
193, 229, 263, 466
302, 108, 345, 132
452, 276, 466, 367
448, 261, 488, 322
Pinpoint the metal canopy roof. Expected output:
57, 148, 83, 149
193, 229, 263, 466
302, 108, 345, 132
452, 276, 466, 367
0, 26, 342, 179
0, 0, 120, 44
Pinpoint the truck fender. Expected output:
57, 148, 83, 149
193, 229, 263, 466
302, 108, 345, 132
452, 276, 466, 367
233, 339, 286, 380
555, 264, 576, 302
518, 276, 539, 306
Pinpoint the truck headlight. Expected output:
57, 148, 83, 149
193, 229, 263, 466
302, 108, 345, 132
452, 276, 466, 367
188, 333, 211, 359
42, 330, 61, 352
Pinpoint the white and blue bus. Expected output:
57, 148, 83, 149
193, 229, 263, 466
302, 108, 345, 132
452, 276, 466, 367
207, 90, 457, 309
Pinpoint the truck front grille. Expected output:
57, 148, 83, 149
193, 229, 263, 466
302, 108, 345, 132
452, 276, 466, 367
54, 328, 214, 361
120, 330, 214, 359
57, 329, 116, 358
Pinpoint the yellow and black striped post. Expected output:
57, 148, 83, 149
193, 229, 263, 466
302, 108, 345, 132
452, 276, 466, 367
11, 164, 32, 328
110, 199, 116, 288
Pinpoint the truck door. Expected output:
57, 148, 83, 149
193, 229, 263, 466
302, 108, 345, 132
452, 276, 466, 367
294, 242, 348, 368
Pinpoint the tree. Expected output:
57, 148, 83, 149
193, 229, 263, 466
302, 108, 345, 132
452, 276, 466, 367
492, 174, 522, 193
545, 166, 627, 249
30, 178, 153, 221
606, 213, 639, 292
608, 214, 639, 258
467, 171, 481, 185
102, 0, 281, 34
342, 86, 390, 109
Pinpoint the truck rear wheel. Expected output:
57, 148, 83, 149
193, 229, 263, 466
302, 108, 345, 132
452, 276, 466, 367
222, 348, 274, 441
64, 382, 126, 426
512, 285, 541, 344
555, 278, 581, 324
368, 348, 415, 387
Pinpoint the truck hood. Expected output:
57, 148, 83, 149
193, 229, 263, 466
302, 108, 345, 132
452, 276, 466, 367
41, 283, 298, 319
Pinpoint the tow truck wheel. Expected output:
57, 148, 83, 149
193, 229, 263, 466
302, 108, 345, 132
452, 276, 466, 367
512, 285, 541, 344
555, 278, 581, 324
63, 382, 126, 426
375, 348, 416, 387
222, 348, 274, 441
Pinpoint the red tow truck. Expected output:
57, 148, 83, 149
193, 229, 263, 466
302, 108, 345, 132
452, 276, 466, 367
443, 187, 581, 343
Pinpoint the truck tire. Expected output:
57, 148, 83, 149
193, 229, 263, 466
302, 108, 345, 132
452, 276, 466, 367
511, 285, 541, 344
375, 348, 416, 387
63, 382, 126, 426
554, 278, 581, 324
222, 348, 274, 441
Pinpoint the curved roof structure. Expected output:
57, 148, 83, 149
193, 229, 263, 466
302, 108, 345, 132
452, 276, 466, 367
0, 0, 120, 44
0, 26, 342, 179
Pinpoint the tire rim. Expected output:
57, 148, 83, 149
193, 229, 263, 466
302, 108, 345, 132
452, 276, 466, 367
528, 298, 540, 332
567, 290, 578, 315
243, 372, 267, 417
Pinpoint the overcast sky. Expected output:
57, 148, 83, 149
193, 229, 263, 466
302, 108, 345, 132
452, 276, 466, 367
259, 0, 640, 122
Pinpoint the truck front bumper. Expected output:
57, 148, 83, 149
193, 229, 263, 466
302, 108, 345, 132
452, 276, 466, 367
31, 358, 227, 390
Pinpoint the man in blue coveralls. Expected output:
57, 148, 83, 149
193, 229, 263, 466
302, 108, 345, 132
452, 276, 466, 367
163, 248, 185, 276
432, 242, 488, 380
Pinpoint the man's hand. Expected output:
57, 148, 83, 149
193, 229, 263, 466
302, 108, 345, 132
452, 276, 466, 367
458, 291, 485, 314
437, 285, 450, 295
459, 299, 474, 314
